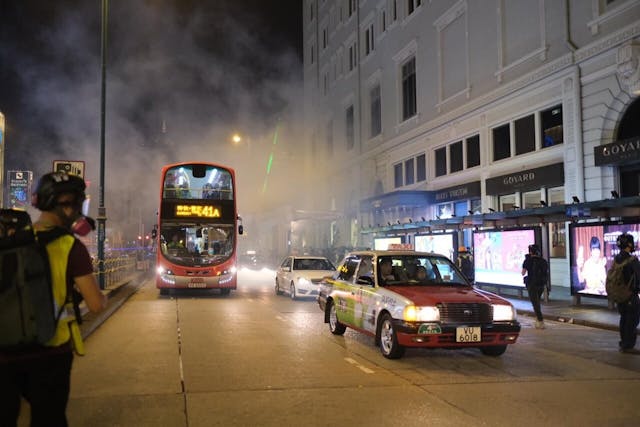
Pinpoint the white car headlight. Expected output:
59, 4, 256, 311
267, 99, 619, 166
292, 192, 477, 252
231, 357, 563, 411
493, 304, 516, 321
403, 305, 440, 322
297, 277, 311, 286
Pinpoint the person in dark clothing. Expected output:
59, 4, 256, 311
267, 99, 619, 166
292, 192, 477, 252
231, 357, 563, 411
0, 172, 107, 426
456, 246, 474, 283
521, 244, 549, 329
613, 233, 640, 354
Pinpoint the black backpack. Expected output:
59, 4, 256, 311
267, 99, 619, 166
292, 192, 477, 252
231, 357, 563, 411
528, 256, 548, 288
0, 209, 74, 349
605, 256, 636, 304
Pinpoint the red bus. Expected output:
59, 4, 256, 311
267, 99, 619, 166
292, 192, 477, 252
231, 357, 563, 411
154, 162, 242, 295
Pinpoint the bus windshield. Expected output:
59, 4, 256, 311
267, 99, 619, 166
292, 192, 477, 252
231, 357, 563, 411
160, 224, 235, 267
163, 164, 233, 200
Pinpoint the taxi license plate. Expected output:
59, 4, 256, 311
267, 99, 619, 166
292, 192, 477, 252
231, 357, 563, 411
456, 326, 481, 343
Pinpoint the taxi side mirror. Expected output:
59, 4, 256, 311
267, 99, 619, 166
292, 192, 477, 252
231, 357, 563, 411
356, 276, 374, 286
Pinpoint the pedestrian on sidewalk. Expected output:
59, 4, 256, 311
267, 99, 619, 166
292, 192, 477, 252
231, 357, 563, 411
522, 244, 549, 329
611, 233, 640, 354
0, 172, 107, 426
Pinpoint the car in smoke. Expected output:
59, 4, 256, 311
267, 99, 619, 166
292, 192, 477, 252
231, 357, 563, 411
238, 251, 270, 271
317, 249, 521, 359
275, 256, 336, 300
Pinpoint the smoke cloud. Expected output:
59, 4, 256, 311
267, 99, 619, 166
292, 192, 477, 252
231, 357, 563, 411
0, 1, 303, 245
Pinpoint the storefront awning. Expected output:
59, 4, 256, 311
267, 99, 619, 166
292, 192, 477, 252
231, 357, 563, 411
361, 195, 640, 234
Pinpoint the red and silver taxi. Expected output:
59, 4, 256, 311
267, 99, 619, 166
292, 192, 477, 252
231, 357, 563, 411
317, 249, 520, 359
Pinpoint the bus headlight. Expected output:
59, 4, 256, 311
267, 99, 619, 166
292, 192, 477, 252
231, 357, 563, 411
493, 304, 516, 321
403, 305, 440, 322
157, 266, 174, 275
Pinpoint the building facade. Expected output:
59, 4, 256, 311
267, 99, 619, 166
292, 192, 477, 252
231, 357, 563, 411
302, 0, 640, 287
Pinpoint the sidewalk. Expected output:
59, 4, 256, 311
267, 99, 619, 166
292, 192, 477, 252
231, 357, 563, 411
480, 284, 627, 332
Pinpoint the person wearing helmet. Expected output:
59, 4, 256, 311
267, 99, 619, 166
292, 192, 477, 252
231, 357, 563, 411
613, 233, 640, 354
0, 171, 107, 426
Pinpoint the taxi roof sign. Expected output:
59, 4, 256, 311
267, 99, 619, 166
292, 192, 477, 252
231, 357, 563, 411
388, 243, 413, 250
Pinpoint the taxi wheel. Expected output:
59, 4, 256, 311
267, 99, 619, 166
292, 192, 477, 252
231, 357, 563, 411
480, 345, 507, 356
275, 280, 283, 295
328, 301, 346, 335
378, 314, 405, 359
290, 282, 297, 300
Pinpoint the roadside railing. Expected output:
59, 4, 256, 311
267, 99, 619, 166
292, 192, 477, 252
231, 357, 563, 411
92, 248, 151, 290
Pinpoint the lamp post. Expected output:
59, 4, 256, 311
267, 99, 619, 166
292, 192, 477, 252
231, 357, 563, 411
97, 0, 109, 289
0, 111, 4, 208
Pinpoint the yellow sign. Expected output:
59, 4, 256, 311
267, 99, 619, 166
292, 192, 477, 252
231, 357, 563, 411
175, 205, 221, 218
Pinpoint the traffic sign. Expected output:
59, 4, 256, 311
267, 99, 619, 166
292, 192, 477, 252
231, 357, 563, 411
53, 160, 85, 179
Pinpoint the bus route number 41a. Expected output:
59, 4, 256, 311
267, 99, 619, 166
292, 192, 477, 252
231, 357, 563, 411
456, 326, 481, 342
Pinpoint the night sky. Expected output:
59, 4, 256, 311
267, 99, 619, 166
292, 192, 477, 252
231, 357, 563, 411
0, 0, 303, 232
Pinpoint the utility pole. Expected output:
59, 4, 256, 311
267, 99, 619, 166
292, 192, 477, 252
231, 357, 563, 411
97, 0, 108, 289
0, 112, 4, 208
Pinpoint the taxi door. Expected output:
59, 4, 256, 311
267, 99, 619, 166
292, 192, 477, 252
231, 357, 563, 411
352, 255, 378, 333
332, 257, 359, 326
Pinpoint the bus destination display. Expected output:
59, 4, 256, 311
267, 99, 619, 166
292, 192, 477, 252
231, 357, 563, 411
175, 204, 221, 218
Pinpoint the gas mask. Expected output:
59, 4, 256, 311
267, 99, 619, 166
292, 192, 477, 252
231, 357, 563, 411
71, 215, 96, 236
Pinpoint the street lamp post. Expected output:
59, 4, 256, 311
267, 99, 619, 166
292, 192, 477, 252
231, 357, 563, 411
97, 0, 109, 289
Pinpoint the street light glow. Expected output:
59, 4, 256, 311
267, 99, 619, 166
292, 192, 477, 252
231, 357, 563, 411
232, 133, 242, 144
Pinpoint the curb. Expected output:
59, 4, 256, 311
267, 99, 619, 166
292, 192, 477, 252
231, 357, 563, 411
79, 272, 150, 339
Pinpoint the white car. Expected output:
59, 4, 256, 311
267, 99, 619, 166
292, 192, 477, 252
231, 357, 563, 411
275, 256, 336, 300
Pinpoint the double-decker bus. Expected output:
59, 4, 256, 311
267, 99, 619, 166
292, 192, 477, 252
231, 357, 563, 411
154, 162, 242, 295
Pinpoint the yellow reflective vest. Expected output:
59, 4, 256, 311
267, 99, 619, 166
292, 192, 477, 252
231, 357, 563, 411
39, 231, 86, 355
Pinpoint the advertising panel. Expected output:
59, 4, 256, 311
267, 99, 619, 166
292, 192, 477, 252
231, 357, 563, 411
7, 170, 32, 208
374, 236, 402, 250
473, 227, 540, 287
414, 233, 457, 259
569, 221, 640, 297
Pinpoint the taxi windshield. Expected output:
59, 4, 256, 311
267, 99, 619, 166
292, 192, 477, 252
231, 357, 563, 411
376, 255, 469, 287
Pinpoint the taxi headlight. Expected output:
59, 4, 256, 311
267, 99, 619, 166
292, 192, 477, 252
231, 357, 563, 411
493, 304, 516, 321
403, 305, 440, 322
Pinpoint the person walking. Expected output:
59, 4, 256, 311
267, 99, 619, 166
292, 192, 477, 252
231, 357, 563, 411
0, 172, 107, 426
456, 246, 474, 283
612, 233, 640, 354
522, 244, 549, 329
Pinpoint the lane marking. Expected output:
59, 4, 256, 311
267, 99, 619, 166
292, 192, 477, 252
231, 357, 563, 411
344, 357, 375, 374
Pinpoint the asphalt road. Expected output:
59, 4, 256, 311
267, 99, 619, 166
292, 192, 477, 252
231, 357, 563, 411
17, 269, 640, 426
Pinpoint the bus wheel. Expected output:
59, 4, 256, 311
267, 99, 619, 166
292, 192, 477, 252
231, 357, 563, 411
220, 288, 231, 296
159, 289, 168, 296
275, 280, 283, 295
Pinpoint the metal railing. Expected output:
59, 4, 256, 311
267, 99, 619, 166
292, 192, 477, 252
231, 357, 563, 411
92, 248, 150, 290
